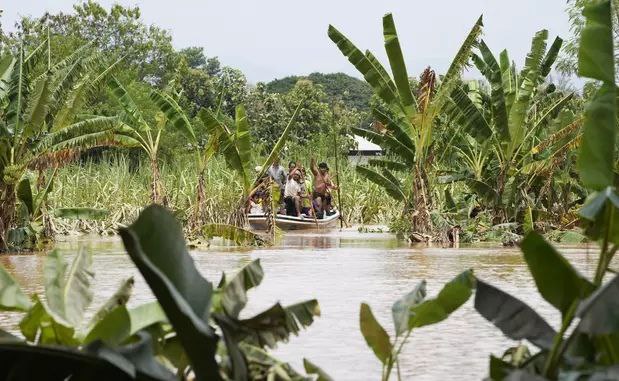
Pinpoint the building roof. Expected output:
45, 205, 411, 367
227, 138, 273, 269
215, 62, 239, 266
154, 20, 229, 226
353, 135, 382, 151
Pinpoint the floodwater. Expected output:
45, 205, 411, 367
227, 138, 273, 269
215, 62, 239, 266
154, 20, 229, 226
0, 229, 602, 380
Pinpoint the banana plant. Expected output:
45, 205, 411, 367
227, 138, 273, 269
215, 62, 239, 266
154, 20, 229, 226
329, 13, 483, 234
360, 270, 475, 380
0, 38, 123, 251
448, 30, 580, 224
149, 89, 217, 229
475, 3, 619, 379
119, 204, 325, 380
107, 77, 173, 205
0, 247, 174, 380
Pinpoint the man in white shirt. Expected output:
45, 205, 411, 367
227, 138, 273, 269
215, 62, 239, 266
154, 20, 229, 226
284, 172, 303, 216
268, 158, 287, 190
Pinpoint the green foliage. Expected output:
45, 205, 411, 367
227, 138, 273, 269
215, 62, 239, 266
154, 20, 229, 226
472, 5, 619, 379
120, 204, 325, 380
267, 72, 373, 111
360, 272, 474, 380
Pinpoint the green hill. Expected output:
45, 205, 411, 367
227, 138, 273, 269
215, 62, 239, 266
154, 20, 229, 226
266, 72, 373, 111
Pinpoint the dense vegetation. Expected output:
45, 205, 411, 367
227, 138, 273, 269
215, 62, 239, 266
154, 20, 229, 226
1, 0, 619, 379
0, 0, 601, 250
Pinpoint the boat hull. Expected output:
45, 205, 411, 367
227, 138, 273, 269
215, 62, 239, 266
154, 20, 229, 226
248, 210, 340, 231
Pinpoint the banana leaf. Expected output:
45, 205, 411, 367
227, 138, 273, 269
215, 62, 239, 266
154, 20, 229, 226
0, 265, 31, 312
119, 205, 221, 381
355, 165, 406, 201
328, 25, 399, 106
577, 0, 616, 191
150, 90, 196, 143
382, 13, 415, 115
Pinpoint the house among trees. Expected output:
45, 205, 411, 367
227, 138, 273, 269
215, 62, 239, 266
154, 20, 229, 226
348, 135, 383, 164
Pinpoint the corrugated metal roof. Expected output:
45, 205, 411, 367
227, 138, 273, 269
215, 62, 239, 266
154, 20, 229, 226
353, 135, 382, 151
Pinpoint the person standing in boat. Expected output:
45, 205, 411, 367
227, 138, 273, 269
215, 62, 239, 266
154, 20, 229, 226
310, 158, 338, 218
268, 157, 287, 200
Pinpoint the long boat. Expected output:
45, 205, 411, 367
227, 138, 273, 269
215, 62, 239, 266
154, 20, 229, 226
248, 210, 340, 231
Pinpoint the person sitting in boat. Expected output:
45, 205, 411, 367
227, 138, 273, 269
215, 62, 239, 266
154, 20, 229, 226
283, 171, 305, 217
298, 167, 314, 217
310, 158, 338, 218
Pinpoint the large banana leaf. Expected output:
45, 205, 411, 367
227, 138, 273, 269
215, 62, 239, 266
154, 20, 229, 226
367, 158, 408, 172
37, 116, 118, 152
476, 41, 510, 141
83, 302, 167, 345
119, 205, 221, 381
351, 126, 414, 165
0, 265, 31, 312
0, 55, 15, 98
540, 36, 563, 77
23, 74, 51, 138
372, 106, 415, 152
449, 86, 493, 140
16, 177, 34, 215
150, 90, 196, 143
355, 165, 406, 201
475, 279, 556, 350
235, 299, 320, 348
108, 77, 150, 134
432, 16, 484, 115
215, 259, 264, 318
199, 109, 248, 192
44, 248, 94, 327
578, 0, 616, 190
382, 13, 415, 115
328, 25, 399, 106
507, 30, 548, 150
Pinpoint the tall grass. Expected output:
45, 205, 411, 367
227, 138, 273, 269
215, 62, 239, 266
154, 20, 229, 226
48, 153, 399, 235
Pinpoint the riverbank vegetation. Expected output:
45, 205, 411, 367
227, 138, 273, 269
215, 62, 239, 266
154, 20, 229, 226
0, 0, 602, 250
2, 0, 619, 379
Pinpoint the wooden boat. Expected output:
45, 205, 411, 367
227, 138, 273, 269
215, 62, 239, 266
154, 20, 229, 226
248, 210, 340, 231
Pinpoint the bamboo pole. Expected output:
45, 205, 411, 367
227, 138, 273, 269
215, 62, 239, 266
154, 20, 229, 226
332, 102, 344, 230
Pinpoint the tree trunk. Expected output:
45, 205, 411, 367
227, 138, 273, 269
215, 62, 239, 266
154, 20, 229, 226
411, 164, 433, 235
189, 170, 207, 232
0, 184, 16, 251
150, 158, 165, 205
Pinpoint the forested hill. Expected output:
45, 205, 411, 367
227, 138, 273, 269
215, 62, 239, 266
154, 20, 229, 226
266, 72, 373, 111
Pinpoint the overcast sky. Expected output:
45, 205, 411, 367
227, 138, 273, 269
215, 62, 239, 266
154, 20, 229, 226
2, 1, 573, 83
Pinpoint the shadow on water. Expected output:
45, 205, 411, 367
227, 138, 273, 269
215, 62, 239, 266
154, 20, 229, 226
0, 228, 603, 381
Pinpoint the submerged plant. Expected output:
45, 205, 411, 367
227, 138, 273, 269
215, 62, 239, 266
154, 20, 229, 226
360, 271, 475, 380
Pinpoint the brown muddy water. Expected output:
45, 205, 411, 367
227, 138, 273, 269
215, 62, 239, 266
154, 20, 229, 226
0, 229, 601, 380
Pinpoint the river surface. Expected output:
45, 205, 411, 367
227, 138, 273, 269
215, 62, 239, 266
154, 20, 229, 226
0, 229, 602, 380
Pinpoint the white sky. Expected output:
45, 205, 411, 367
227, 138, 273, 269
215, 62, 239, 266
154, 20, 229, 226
2, 1, 574, 83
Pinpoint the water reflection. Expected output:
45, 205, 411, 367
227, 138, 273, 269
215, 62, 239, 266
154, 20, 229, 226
0, 230, 603, 381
